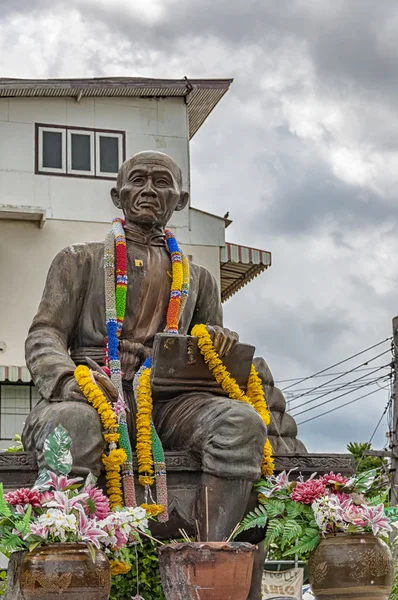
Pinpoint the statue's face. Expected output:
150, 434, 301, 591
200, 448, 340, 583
112, 158, 188, 228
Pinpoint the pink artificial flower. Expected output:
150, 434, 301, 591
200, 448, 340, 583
291, 480, 327, 504
321, 472, 348, 491
333, 492, 350, 502
40, 491, 55, 504
46, 490, 89, 513
5, 488, 43, 508
343, 503, 367, 528
362, 504, 393, 536
78, 510, 106, 549
29, 522, 49, 540
84, 485, 111, 520
49, 473, 83, 491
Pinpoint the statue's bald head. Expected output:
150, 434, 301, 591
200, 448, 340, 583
111, 151, 189, 228
117, 151, 183, 191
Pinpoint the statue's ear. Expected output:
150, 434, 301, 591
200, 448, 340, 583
175, 190, 189, 212
111, 187, 122, 210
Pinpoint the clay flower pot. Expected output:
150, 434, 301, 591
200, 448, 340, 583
158, 541, 255, 600
20, 543, 111, 600
308, 534, 394, 599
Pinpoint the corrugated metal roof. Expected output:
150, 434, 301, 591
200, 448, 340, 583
0, 77, 232, 140
220, 242, 272, 302
0, 366, 32, 383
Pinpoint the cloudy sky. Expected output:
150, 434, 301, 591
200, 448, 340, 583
1, 0, 397, 453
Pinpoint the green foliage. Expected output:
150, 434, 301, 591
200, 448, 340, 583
0, 570, 6, 597
110, 541, 165, 600
347, 441, 388, 474
5, 434, 24, 453
391, 565, 398, 600
0, 484, 11, 519
43, 425, 73, 475
236, 491, 319, 561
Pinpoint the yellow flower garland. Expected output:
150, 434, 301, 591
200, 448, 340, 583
74, 365, 125, 508
191, 324, 275, 477
136, 368, 155, 486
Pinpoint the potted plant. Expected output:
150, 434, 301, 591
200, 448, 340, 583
236, 469, 398, 600
0, 426, 149, 600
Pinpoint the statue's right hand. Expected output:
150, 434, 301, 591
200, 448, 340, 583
57, 377, 87, 402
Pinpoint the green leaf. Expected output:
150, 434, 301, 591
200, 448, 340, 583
385, 507, 398, 522
286, 501, 301, 519
234, 504, 268, 535
32, 468, 52, 491
367, 488, 389, 506
29, 541, 42, 553
15, 505, 32, 535
264, 499, 285, 518
84, 472, 98, 489
281, 520, 302, 546
265, 519, 284, 544
0, 484, 11, 518
284, 533, 321, 557
43, 425, 73, 475
86, 542, 96, 563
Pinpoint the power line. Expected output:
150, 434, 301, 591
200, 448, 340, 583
288, 349, 391, 404
277, 366, 393, 384
355, 397, 392, 473
293, 369, 391, 418
281, 337, 392, 392
290, 364, 391, 414
298, 384, 391, 426
286, 374, 389, 396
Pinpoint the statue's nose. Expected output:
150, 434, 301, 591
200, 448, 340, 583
141, 179, 157, 197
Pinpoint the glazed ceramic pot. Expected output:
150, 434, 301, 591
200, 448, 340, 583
20, 543, 111, 600
158, 541, 255, 600
308, 534, 394, 599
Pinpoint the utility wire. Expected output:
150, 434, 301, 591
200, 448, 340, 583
281, 337, 392, 392
288, 349, 391, 404
277, 366, 393, 384
355, 397, 392, 474
293, 370, 391, 418
286, 374, 389, 396
298, 384, 391, 426
290, 364, 390, 414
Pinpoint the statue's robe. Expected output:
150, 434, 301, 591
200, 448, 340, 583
22, 227, 266, 479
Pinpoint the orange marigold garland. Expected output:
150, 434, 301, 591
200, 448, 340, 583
191, 324, 274, 477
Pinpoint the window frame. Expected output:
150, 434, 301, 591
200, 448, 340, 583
35, 123, 126, 180
0, 383, 39, 442
37, 125, 66, 174
67, 129, 95, 176
95, 131, 124, 179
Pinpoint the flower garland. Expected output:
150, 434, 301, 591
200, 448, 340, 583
103, 219, 136, 508
133, 229, 190, 522
191, 324, 275, 477
74, 365, 126, 508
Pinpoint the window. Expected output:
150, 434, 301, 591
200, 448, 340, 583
38, 127, 66, 173
0, 384, 39, 445
36, 124, 125, 179
67, 130, 95, 176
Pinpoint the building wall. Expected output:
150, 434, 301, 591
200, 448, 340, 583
0, 96, 190, 237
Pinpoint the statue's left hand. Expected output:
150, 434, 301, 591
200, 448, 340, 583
206, 325, 239, 358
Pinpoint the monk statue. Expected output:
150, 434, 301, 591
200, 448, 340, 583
22, 151, 304, 546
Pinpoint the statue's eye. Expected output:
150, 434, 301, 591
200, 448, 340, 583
156, 178, 169, 187
132, 177, 145, 185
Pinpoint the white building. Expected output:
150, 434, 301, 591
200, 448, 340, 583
0, 77, 271, 448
